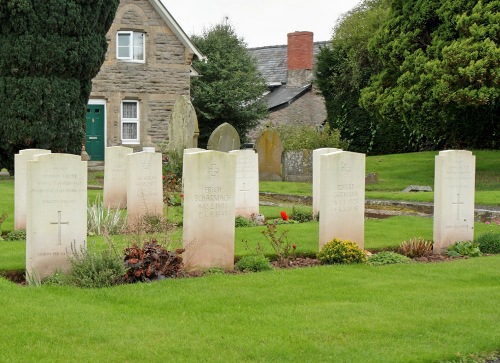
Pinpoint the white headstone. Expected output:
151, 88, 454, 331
103, 146, 133, 208
126, 151, 163, 223
313, 147, 340, 219
319, 151, 365, 250
433, 150, 476, 253
183, 150, 236, 270
229, 149, 259, 218
26, 153, 87, 279
15, 149, 51, 230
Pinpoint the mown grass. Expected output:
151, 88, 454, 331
0, 256, 499, 362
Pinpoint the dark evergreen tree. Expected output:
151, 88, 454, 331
190, 19, 268, 147
0, 0, 119, 173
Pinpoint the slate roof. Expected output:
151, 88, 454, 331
247, 41, 330, 109
247, 41, 330, 86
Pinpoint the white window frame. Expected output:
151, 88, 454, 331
116, 31, 145, 63
121, 100, 140, 144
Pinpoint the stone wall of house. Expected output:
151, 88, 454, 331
90, 0, 194, 149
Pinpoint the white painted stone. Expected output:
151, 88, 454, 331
229, 149, 259, 218
182, 150, 236, 270
15, 149, 51, 230
433, 150, 475, 253
182, 148, 205, 192
103, 146, 133, 208
313, 147, 340, 219
26, 153, 87, 279
319, 151, 365, 250
126, 151, 163, 223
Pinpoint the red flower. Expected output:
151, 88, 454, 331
292, 244, 297, 249
162, 175, 165, 179
280, 211, 288, 221
180, 193, 184, 198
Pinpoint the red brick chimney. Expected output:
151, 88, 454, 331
287, 31, 314, 87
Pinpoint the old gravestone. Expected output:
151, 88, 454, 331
282, 150, 313, 182
254, 128, 283, 181
207, 122, 241, 152
14, 149, 51, 230
319, 151, 365, 250
229, 149, 259, 218
26, 153, 87, 279
103, 146, 133, 208
312, 147, 340, 219
168, 96, 199, 152
183, 150, 236, 270
126, 151, 163, 224
433, 150, 476, 254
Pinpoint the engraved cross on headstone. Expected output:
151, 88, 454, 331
452, 193, 464, 220
50, 211, 70, 246
209, 164, 219, 176
240, 182, 250, 202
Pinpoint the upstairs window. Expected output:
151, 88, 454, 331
117, 31, 145, 62
121, 101, 140, 144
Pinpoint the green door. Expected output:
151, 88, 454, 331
85, 104, 105, 161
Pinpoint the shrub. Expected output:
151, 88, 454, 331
235, 216, 258, 228
276, 124, 347, 151
87, 196, 126, 236
476, 232, 500, 254
123, 239, 185, 283
317, 238, 366, 265
398, 237, 433, 258
289, 207, 313, 223
261, 220, 295, 267
236, 255, 272, 272
65, 241, 125, 288
4, 229, 26, 241
367, 251, 412, 266
446, 241, 482, 257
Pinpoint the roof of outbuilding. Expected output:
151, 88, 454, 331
265, 84, 311, 110
247, 41, 330, 86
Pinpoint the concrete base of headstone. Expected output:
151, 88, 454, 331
319, 151, 365, 250
183, 150, 236, 270
433, 150, 475, 254
26, 153, 87, 280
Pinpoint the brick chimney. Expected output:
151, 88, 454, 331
287, 31, 314, 87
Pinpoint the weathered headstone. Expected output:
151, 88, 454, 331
207, 122, 240, 152
433, 150, 475, 253
229, 149, 259, 218
15, 149, 51, 230
312, 148, 340, 219
282, 150, 313, 182
103, 146, 133, 208
168, 96, 199, 151
126, 151, 163, 224
183, 150, 236, 270
26, 153, 87, 279
319, 151, 365, 250
255, 128, 283, 181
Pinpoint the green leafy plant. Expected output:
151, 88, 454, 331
367, 251, 412, 266
87, 195, 126, 236
398, 237, 433, 258
446, 241, 482, 258
276, 124, 347, 151
4, 229, 26, 241
0, 212, 7, 240
64, 240, 126, 288
289, 207, 313, 223
203, 267, 227, 275
123, 239, 185, 283
317, 238, 366, 265
236, 255, 272, 272
261, 220, 295, 267
476, 232, 500, 254
235, 216, 259, 228
159, 148, 183, 204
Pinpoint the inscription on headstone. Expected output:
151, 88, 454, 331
319, 151, 365, 250
433, 150, 475, 253
26, 153, 87, 279
103, 146, 133, 208
183, 150, 236, 270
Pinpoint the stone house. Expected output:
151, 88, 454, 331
85, 0, 204, 161
247, 31, 329, 139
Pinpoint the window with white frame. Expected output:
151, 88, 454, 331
117, 31, 145, 62
121, 101, 139, 143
